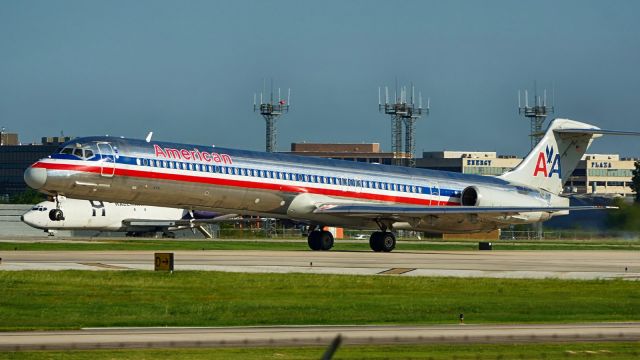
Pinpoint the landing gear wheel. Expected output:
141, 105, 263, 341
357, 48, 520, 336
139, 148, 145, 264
369, 231, 395, 252
49, 209, 64, 221
381, 232, 396, 252
307, 231, 322, 251
319, 231, 334, 251
308, 230, 334, 251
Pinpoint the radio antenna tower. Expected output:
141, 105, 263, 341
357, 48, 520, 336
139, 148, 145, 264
518, 84, 554, 149
254, 79, 290, 153
379, 82, 429, 167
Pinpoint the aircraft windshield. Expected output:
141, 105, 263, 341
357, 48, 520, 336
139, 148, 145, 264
58, 144, 96, 160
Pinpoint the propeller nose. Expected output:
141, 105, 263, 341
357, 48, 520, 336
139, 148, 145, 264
24, 167, 47, 190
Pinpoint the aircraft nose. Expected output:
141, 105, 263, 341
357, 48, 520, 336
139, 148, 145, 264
24, 167, 47, 190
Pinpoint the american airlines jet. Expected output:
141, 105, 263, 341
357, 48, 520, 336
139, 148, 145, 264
23, 119, 638, 252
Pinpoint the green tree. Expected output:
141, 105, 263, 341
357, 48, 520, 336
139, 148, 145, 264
8, 189, 45, 204
606, 197, 640, 231
631, 160, 640, 203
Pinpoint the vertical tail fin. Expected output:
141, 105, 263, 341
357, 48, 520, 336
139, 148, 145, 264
500, 119, 601, 194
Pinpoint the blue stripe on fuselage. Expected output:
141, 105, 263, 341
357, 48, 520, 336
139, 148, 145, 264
51, 136, 514, 198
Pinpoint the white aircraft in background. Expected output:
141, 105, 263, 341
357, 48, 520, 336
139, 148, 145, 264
24, 118, 639, 252
21, 197, 238, 238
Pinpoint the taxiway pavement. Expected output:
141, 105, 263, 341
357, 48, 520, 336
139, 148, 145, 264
1, 323, 639, 351
1, 249, 637, 280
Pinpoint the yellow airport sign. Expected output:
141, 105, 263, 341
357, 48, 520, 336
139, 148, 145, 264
154, 253, 174, 271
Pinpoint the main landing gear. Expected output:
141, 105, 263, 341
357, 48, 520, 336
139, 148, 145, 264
307, 227, 334, 251
48, 195, 65, 221
369, 232, 396, 252
369, 220, 396, 252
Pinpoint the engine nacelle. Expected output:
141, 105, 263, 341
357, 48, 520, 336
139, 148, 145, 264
460, 185, 549, 208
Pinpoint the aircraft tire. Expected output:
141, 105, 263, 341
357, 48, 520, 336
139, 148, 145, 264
369, 232, 384, 252
369, 232, 395, 252
49, 209, 64, 221
381, 232, 396, 252
320, 231, 334, 250
307, 231, 323, 251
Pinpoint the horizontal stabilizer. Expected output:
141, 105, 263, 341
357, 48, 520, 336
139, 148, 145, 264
314, 204, 616, 217
555, 128, 640, 136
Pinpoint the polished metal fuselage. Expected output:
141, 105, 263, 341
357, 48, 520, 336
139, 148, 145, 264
29, 136, 563, 233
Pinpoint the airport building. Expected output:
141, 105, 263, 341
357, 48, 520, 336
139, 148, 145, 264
287, 142, 397, 165
0, 135, 72, 199
289, 143, 637, 197
566, 154, 637, 195
416, 151, 521, 176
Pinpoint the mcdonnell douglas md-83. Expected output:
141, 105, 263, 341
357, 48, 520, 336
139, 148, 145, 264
24, 119, 639, 252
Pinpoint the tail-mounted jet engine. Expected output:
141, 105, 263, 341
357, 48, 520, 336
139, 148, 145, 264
460, 185, 550, 208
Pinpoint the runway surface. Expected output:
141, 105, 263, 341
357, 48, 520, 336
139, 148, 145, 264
1, 249, 638, 280
2, 323, 639, 351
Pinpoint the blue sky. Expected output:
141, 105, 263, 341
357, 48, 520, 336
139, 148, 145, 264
1, 0, 639, 157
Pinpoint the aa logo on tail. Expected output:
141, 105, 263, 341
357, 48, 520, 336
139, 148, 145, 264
533, 145, 561, 178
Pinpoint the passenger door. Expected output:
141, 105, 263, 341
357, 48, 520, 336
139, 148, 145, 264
97, 142, 116, 177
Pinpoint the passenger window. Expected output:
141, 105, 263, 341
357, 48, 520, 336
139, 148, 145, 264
73, 148, 83, 157
85, 150, 94, 158
61, 147, 74, 155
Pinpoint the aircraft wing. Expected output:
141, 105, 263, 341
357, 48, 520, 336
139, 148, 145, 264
122, 214, 241, 227
313, 204, 615, 218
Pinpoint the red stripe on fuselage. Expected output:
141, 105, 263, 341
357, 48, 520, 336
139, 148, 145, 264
32, 161, 460, 206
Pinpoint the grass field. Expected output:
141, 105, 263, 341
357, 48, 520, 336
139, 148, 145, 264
2, 342, 639, 359
0, 271, 637, 331
1, 238, 639, 251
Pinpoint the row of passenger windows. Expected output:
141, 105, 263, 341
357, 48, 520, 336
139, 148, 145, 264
136, 158, 425, 194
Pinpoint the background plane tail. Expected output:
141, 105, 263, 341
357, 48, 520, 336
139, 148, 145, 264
499, 118, 601, 194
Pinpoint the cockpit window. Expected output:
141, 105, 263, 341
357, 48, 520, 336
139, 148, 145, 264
59, 145, 96, 160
